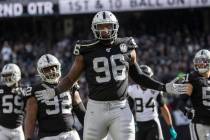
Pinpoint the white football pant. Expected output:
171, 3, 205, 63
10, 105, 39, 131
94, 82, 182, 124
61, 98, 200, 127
190, 122, 210, 140
0, 125, 24, 140
83, 99, 135, 140
40, 130, 80, 140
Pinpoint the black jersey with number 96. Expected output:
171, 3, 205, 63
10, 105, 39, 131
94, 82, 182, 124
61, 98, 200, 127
73, 37, 137, 101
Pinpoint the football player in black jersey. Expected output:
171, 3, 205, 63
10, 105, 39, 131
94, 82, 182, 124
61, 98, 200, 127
178, 49, 210, 140
37, 11, 188, 140
24, 54, 85, 140
0, 63, 25, 140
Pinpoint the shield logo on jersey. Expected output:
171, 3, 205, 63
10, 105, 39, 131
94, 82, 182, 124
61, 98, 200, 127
106, 48, 111, 52
120, 43, 127, 53
0, 89, 3, 94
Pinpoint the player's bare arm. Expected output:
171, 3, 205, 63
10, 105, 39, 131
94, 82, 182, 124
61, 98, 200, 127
56, 55, 85, 93
156, 91, 173, 127
24, 97, 38, 140
161, 105, 173, 127
160, 104, 177, 139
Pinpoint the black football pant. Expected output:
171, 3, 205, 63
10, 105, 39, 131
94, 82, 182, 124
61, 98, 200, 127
136, 119, 163, 140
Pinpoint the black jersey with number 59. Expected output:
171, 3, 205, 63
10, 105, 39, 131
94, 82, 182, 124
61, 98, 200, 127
184, 71, 210, 125
73, 37, 137, 101
0, 85, 24, 129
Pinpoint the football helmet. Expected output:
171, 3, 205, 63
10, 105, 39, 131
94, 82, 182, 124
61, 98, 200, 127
37, 54, 61, 84
193, 49, 210, 74
91, 11, 119, 40
1, 63, 21, 87
139, 65, 154, 77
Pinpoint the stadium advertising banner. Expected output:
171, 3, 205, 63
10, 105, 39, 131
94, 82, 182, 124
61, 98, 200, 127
59, 0, 210, 14
0, 1, 56, 17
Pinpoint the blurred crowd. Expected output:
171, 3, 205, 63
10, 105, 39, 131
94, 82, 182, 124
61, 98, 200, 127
1, 28, 210, 92
0, 9, 209, 139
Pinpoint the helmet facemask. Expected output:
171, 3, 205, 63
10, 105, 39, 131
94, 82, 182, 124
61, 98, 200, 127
1, 73, 16, 87
92, 22, 119, 40
91, 11, 119, 40
37, 54, 61, 84
1, 64, 21, 87
193, 57, 210, 74
38, 65, 61, 84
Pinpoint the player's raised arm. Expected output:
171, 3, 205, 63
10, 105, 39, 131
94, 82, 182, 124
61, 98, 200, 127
56, 54, 85, 94
70, 83, 86, 125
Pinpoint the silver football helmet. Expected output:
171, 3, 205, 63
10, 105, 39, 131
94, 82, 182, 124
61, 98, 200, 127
1, 63, 21, 87
37, 54, 61, 84
193, 49, 210, 74
91, 11, 119, 40
140, 65, 154, 77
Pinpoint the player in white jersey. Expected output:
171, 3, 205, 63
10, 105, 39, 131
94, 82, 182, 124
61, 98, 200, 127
128, 65, 177, 140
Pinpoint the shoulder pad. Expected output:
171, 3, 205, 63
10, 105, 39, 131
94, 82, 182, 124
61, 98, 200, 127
23, 86, 33, 97
128, 84, 138, 91
116, 37, 138, 50
73, 39, 100, 55
128, 84, 136, 89
189, 71, 200, 81
182, 72, 195, 83
0, 85, 6, 94
28, 84, 43, 96
0, 85, 12, 92
150, 89, 159, 94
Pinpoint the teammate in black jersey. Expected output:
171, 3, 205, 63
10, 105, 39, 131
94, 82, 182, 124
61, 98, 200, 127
0, 63, 25, 140
37, 11, 188, 140
179, 49, 210, 140
24, 54, 85, 140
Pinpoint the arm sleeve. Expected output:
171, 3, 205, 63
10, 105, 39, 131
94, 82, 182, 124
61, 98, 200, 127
156, 92, 165, 107
72, 102, 86, 125
127, 96, 135, 111
129, 63, 166, 91
71, 83, 86, 125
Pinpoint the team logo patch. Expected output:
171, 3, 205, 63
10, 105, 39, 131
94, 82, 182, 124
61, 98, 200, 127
120, 43, 127, 53
106, 48, 111, 52
0, 89, 3, 94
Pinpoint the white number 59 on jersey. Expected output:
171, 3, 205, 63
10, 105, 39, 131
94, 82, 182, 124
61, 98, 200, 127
2, 95, 23, 114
